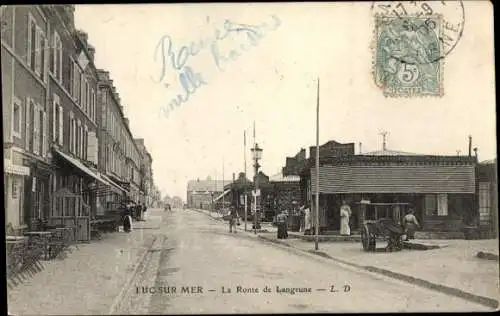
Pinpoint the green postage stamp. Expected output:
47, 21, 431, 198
373, 15, 444, 98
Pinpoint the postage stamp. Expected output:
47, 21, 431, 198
373, 14, 444, 98
371, 1, 465, 98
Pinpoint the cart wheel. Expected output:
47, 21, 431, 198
394, 235, 403, 251
361, 224, 376, 252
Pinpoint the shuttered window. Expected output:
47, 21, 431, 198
437, 193, 448, 216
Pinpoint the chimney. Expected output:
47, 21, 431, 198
473, 148, 478, 160
232, 173, 235, 182
468, 135, 472, 157
76, 30, 88, 48
359, 142, 362, 154
87, 45, 95, 63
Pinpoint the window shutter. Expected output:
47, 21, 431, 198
42, 111, 47, 157
52, 95, 57, 141
58, 39, 63, 81
25, 98, 31, 150
42, 31, 47, 81
33, 105, 38, 155
35, 27, 41, 75
27, 17, 32, 67
51, 32, 56, 74
58, 105, 63, 145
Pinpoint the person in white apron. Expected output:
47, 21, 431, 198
340, 200, 352, 236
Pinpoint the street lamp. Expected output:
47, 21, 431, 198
251, 143, 263, 233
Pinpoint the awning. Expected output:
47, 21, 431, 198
4, 159, 30, 176
214, 189, 231, 202
100, 174, 128, 194
54, 149, 125, 193
311, 165, 475, 194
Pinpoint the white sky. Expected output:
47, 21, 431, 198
74, 2, 496, 200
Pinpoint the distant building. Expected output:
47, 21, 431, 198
187, 177, 232, 210
134, 138, 153, 207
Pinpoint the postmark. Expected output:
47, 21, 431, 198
371, 1, 465, 97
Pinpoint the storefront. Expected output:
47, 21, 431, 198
307, 155, 477, 234
4, 158, 30, 232
52, 149, 126, 242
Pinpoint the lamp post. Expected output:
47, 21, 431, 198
251, 142, 263, 234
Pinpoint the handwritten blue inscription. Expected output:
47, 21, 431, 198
153, 15, 281, 118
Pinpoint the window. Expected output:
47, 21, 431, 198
40, 107, 47, 157
52, 94, 63, 144
437, 194, 448, 216
33, 104, 40, 155
12, 98, 22, 137
76, 120, 81, 157
90, 89, 96, 122
83, 125, 88, 160
424, 194, 438, 216
27, 14, 36, 68
52, 31, 63, 82
81, 76, 87, 109
69, 112, 75, 153
25, 98, 33, 151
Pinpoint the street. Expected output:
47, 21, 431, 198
114, 209, 492, 314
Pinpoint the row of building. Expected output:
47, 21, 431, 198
2, 5, 161, 241
187, 140, 497, 239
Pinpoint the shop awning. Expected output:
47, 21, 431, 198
54, 149, 125, 193
311, 165, 475, 194
100, 174, 128, 194
214, 189, 231, 202
4, 159, 30, 176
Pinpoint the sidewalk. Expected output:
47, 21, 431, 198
7, 218, 159, 315
192, 208, 499, 308
259, 232, 499, 308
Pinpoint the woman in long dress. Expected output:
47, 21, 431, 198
303, 205, 312, 235
340, 200, 352, 236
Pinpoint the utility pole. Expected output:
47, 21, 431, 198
253, 121, 257, 235
222, 158, 225, 209
315, 78, 320, 251
244, 130, 248, 231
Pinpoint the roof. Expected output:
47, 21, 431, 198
187, 179, 233, 192
311, 164, 475, 194
480, 158, 497, 165
360, 149, 419, 156
269, 171, 300, 182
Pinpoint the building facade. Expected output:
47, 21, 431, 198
96, 69, 142, 209
3, 5, 154, 240
187, 177, 232, 210
135, 138, 153, 207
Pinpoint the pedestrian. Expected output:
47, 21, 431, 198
123, 204, 133, 233
142, 203, 148, 221
299, 206, 306, 232
303, 204, 312, 235
276, 211, 288, 239
403, 208, 420, 240
229, 206, 238, 233
339, 200, 352, 236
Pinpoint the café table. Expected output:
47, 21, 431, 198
24, 231, 53, 260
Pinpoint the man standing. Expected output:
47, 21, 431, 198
229, 206, 238, 233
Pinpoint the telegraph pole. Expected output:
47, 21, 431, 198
315, 78, 320, 251
244, 130, 248, 231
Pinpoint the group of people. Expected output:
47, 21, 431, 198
225, 200, 421, 241
122, 202, 148, 233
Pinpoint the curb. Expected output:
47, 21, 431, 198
477, 251, 499, 262
257, 235, 499, 310
108, 235, 159, 315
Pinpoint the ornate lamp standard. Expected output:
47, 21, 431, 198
251, 143, 263, 233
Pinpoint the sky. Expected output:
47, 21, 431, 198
74, 2, 496, 200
